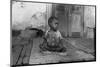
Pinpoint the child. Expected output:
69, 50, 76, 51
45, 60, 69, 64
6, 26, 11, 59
39, 17, 67, 55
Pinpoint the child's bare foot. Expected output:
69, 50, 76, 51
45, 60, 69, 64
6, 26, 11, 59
42, 51, 52, 54
58, 52, 67, 56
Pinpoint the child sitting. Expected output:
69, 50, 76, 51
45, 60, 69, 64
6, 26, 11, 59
39, 17, 67, 55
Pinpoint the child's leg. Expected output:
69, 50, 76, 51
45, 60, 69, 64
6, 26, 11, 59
55, 44, 66, 52
39, 43, 53, 54
56, 39, 67, 52
39, 43, 47, 51
39, 41, 51, 52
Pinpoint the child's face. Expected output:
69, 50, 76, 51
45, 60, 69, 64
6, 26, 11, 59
50, 19, 58, 31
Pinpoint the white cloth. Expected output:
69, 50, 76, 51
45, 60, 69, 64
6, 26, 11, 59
45, 30, 63, 39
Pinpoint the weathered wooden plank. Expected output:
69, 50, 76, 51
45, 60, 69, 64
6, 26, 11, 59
23, 43, 33, 64
12, 45, 23, 65
17, 45, 26, 65
17, 40, 33, 65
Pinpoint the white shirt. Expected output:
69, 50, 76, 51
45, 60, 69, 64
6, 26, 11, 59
45, 30, 63, 39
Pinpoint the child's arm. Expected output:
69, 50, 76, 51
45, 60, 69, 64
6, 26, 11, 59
59, 31, 69, 44
60, 31, 67, 38
42, 31, 49, 43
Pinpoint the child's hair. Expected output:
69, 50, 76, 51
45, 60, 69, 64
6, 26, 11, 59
48, 16, 58, 25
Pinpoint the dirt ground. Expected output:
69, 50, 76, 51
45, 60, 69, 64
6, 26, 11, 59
29, 37, 95, 64
11, 35, 95, 65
